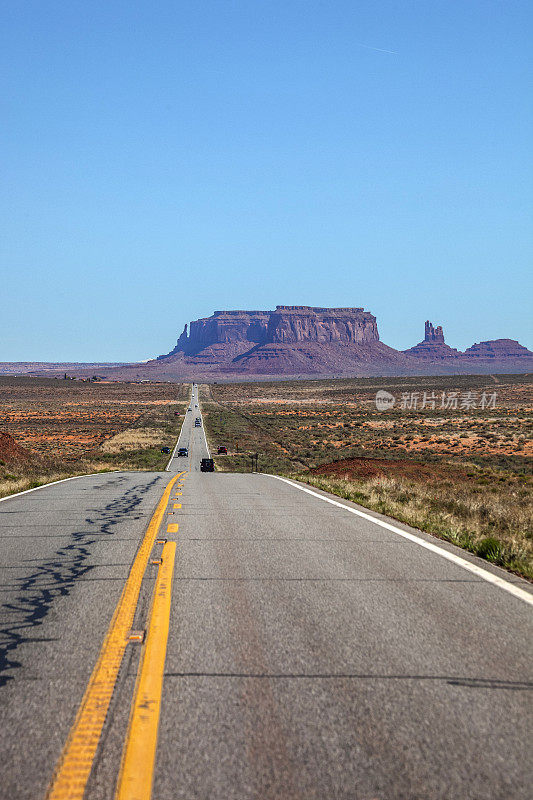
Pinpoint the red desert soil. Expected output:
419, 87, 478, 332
0, 431, 39, 465
309, 456, 468, 484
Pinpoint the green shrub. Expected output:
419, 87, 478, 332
476, 537, 503, 562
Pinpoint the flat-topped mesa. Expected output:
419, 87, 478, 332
116, 307, 533, 377
404, 321, 462, 359
267, 306, 378, 344
189, 311, 271, 350
161, 305, 380, 356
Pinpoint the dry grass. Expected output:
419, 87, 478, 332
100, 428, 170, 453
207, 375, 532, 472
295, 472, 533, 579
0, 468, 119, 499
0, 377, 189, 498
205, 374, 532, 578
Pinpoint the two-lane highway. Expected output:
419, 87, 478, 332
0, 470, 169, 799
165, 383, 210, 473
154, 466, 532, 799
1, 383, 532, 799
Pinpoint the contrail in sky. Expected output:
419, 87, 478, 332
357, 43, 398, 55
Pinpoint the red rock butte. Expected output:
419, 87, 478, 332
141, 309, 533, 379
163, 306, 380, 357
403, 320, 462, 360
5, 309, 531, 380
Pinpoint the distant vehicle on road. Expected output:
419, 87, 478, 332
200, 458, 214, 472
161, 446, 171, 454
217, 446, 227, 454
195, 418, 201, 426
177, 447, 188, 457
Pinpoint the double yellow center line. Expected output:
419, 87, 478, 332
115, 540, 176, 800
46, 472, 185, 800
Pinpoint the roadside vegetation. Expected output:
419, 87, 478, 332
204, 374, 533, 579
0, 377, 188, 498
295, 471, 532, 579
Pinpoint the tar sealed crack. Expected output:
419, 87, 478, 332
0, 474, 161, 686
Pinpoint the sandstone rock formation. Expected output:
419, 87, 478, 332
151, 305, 412, 376
143, 310, 533, 378
160, 311, 271, 358
266, 306, 378, 344
403, 321, 462, 359
35, 307, 532, 381
160, 306, 380, 357
425, 321, 445, 343
464, 339, 533, 359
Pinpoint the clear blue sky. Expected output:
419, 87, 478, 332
1, 1, 531, 361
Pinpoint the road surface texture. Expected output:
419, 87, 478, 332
1, 383, 531, 799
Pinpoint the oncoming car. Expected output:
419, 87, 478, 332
177, 447, 188, 457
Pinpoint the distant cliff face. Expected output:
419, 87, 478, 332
266, 307, 379, 344
162, 306, 380, 357
189, 311, 270, 350
150, 310, 533, 378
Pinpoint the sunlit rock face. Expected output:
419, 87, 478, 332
266, 307, 379, 344
162, 306, 380, 356
403, 320, 462, 360
151, 310, 533, 378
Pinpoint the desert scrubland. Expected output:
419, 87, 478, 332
1, 374, 531, 578
202, 374, 533, 578
0, 377, 188, 497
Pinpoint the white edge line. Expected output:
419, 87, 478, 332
264, 474, 533, 607
0, 471, 122, 504
165, 385, 193, 471
197, 388, 211, 458
2, 395, 195, 500
2, 388, 194, 498
201, 419, 211, 458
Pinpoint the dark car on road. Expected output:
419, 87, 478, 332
195, 418, 201, 426
161, 446, 171, 454
177, 447, 188, 457
217, 446, 227, 454
200, 458, 214, 472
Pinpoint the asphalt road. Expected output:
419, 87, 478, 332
1, 383, 532, 799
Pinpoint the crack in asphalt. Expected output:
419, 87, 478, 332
0, 474, 161, 687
